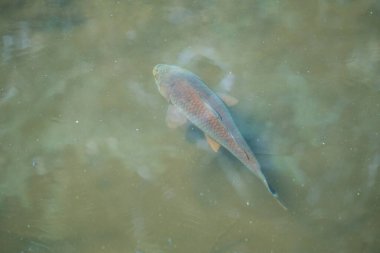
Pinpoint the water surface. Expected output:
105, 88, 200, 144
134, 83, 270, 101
1, 1, 379, 252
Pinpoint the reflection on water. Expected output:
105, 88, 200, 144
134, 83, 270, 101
1, 0, 379, 252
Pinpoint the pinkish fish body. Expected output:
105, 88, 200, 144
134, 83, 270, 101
153, 64, 285, 208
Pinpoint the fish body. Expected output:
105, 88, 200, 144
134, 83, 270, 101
153, 64, 283, 207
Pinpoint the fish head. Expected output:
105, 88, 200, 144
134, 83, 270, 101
153, 64, 188, 101
153, 64, 173, 100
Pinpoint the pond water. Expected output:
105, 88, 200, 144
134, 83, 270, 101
1, 1, 379, 252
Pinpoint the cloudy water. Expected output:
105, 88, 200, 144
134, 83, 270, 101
1, 0, 379, 252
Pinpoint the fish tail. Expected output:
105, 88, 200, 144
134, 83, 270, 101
274, 197, 288, 210
267, 182, 288, 209
259, 171, 288, 210
267, 182, 278, 197
256, 170, 273, 194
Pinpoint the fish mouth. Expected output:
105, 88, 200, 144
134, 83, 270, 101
152, 65, 163, 94
152, 66, 160, 86
153, 64, 170, 75
153, 64, 165, 83
152, 65, 159, 79
152, 64, 171, 100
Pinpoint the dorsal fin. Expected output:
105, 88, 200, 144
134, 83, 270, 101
244, 150, 250, 160
203, 101, 223, 121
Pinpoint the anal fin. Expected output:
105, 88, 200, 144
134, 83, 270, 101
205, 135, 221, 152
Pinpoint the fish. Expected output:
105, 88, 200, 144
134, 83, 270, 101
153, 64, 286, 209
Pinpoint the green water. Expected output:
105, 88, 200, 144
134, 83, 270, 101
1, 1, 379, 252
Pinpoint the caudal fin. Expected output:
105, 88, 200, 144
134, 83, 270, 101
267, 182, 287, 210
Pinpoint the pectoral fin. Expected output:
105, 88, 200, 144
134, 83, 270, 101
205, 135, 221, 152
217, 93, 239, 106
166, 105, 187, 129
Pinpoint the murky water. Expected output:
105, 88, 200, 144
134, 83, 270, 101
1, 1, 379, 252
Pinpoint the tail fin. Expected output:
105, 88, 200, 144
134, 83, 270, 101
273, 195, 288, 210
267, 182, 287, 210
267, 182, 278, 197
253, 166, 288, 210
